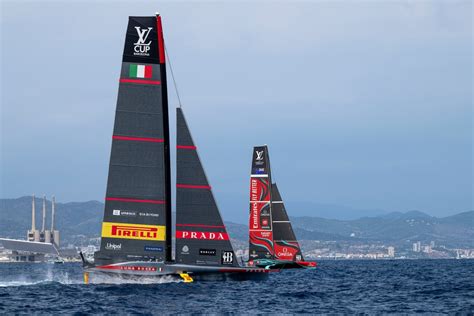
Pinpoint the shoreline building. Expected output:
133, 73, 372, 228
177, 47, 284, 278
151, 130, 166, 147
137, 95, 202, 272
26, 195, 59, 247
1, 195, 60, 262
387, 246, 395, 258
413, 241, 421, 252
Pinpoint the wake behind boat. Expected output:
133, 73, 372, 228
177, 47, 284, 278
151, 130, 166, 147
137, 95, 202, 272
81, 13, 314, 283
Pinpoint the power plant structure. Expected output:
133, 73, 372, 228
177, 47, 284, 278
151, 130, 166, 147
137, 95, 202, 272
0, 195, 61, 262
27, 195, 60, 247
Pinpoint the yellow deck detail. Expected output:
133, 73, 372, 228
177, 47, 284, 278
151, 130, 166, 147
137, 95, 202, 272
179, 273, 193, 283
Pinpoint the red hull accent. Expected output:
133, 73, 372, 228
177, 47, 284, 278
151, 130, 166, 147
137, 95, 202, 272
96, 265, 158, 272
296, 261, 317, 268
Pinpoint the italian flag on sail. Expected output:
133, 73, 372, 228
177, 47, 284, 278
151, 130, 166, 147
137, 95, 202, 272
129, 64, 152, 79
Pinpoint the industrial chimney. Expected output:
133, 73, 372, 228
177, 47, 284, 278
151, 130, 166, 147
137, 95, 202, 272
42, 195, 46, 232
50, 196, 59, 247
31, 195, 36, 231
51, 195, 55, 232
27, 195, 40, 242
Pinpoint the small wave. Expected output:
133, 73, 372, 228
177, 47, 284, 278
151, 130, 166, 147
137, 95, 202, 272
0, 270, 83, 287
0, 280, 43, 287
89, 273, 182, 285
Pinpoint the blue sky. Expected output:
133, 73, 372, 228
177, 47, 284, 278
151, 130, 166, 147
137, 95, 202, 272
1, 1, 472, 222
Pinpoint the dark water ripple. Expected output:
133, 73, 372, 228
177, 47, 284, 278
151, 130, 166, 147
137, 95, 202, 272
0, 260, 472, 314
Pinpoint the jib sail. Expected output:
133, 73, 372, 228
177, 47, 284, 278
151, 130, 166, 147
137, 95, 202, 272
248, 146, 275, 260
175, 108, 238, 267
95, 15, 172, 265
272, 183, 304, 262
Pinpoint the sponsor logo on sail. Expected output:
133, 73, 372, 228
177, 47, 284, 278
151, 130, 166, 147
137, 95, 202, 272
199, 249, 217, 256
139, 212, 159, 218
105, 242, 122, 251
144, 246, 163, 252
176, 231, 229, 240
255, 151, 264, 161
296, 255, 302, 261
101, 222, 165, 241
112, 209, 137, 216
251, 202, 259, 229
221, 251, 234, 265
133, 27, 152, 56
181, 245, 189, 255
112, 209, 158, 218
277, 247, 293, 258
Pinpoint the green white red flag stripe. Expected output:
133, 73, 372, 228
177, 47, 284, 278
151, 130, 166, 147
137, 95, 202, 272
129, 64, 152, 78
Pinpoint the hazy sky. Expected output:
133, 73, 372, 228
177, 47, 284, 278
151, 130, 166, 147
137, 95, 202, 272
1, 1, 472, 222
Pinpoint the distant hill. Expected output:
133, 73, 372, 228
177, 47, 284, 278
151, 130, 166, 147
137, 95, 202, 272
0, 196, 102, 244
289, 211, 474, 247
282, 200, 387, 220
1, 196, 472, 248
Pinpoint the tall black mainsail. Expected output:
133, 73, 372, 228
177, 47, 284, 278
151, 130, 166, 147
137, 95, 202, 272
95, 15, 172, 265
175, 108, 238, 267
248, 146, 274, 260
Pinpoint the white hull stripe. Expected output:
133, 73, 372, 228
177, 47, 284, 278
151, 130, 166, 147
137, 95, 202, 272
272, 221, 290, 223
272, 201, 283, 203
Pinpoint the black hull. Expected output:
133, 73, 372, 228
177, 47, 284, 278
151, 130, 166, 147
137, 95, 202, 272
82, 260, 275, 283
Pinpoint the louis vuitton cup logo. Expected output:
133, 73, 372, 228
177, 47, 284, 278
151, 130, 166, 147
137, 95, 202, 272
255, 151, 264, 161
134, 27, 152, 56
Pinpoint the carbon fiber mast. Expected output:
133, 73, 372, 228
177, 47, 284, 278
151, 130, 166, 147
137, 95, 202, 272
93, 14, 172, 266
175, 108, 238, 267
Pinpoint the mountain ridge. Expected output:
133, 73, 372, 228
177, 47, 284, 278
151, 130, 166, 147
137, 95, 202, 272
0, 196, 472, 248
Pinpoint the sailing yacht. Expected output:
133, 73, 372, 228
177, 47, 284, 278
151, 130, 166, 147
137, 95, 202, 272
81, 13, 315, 283
247, 146, 316, 269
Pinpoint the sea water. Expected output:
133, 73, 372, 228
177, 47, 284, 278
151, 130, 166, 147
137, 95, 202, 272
0, 260, 472, 314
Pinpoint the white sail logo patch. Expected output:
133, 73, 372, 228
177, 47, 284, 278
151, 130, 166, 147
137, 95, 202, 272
255, 151, 264, 161
134, 27, 152, 56
221, 251, 233, 264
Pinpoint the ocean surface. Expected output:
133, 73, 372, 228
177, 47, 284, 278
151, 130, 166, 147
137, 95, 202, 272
0, 260, 472, 314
